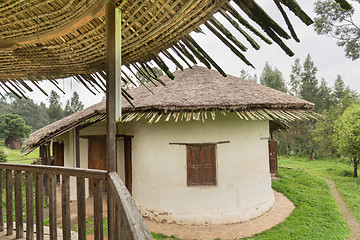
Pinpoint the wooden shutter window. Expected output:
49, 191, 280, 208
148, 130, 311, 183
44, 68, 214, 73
187, 144, 216, 186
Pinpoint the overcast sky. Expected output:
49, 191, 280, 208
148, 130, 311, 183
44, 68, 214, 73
28, 1, 360, 108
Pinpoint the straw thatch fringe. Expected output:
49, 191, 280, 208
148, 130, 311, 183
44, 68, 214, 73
121, 108, 319, 124
2, 0, 350, 98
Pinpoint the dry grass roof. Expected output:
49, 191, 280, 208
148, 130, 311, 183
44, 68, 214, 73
2, 0, 351, 98
24, 66, 317, 153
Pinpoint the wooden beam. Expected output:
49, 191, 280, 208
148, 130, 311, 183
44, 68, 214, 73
0, 1, 105, 50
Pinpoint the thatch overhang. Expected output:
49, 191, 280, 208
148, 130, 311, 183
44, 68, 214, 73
24, 66, 318, 153
0, 0, 351, 98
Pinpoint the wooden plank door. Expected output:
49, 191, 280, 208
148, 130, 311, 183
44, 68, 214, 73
88, 139, 107, 195
53, 142, 64, 166
268, 139, 278, 174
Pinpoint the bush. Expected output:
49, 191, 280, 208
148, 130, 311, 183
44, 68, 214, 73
0, 149, 6, 162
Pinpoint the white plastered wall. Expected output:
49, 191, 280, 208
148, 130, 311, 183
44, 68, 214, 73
119, 111, 274, 225
59, 112, 274, 224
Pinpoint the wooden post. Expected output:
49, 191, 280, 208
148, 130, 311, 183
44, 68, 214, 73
105, 1, 121, 239
14, 170, 24, 238
0, 169, 4, 232
93, 180, 103, 240
62, 176, 71, 240
35, 173, 44, 240
48, 174, 57, 239
25, 172, 34, 240
6, 170, 13, 236
77, 177, 86, 240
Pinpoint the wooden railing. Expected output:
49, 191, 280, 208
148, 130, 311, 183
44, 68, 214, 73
0, 163, 153, 240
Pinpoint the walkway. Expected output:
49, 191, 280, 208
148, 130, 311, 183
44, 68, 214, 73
0, 225, 77, 240
146, 191, 295, 240
320, 176, 360, 240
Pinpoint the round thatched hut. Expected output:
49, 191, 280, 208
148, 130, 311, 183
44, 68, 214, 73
25, 66, 315, 225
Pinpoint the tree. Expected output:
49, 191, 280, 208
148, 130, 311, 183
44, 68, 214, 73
314, 0, 360, 60
47, 90, 64, 123
0, 114, 31, 149
64, 91, 84, 117
259, 62, 287, 93
316, 78, 333, 112
300, 54, 319, 104
313, 88, 359, 157
334, 104, 360, 178
289, 58, 302, 97
240, 69, 258, 83
0, 94, 49, 131
334, 75, 346, 103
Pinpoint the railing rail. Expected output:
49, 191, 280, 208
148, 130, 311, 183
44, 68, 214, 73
108, 172, 153, 240
0, 163, 153, 240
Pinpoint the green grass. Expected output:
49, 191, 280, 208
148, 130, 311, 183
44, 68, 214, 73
72, 217, 108, 235
279, 155, 360, 223
152, 233, 180, 239
0, 145, 39, 164
246, 167, 349, 240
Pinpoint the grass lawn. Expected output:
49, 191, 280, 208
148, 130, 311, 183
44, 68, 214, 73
0, 145, 39, 164
153, 167, 350, 240
244, 167, 349, 240
279, 156, 360, 224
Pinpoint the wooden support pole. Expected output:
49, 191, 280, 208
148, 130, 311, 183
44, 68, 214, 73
105, 1, 120, 239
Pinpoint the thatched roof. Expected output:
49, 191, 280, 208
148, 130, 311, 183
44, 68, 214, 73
1, 0, 351, 98
24, 65, 317, 153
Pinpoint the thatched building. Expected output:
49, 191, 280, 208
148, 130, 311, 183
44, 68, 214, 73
25, 66, 315, 225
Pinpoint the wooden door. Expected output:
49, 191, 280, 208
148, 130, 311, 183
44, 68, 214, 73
88, 139, 107, 195
268, 139, 278, 174
53, 142, 64, 166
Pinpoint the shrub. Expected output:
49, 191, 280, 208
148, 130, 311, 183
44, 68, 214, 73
0, 149, 7, 162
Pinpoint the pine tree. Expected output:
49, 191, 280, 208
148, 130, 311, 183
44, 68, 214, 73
300, 54, 319, 104
64, 91, 84, 117
260, 62, 287, 93
47, 90, 64, 123
289, 58, 302, 97
334, 75, 345, 103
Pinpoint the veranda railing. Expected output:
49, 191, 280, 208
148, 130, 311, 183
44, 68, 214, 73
0, 163, 152, 240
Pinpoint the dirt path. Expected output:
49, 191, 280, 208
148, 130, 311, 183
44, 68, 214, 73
146, 190, 294, 240
319, 176, 360, 240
